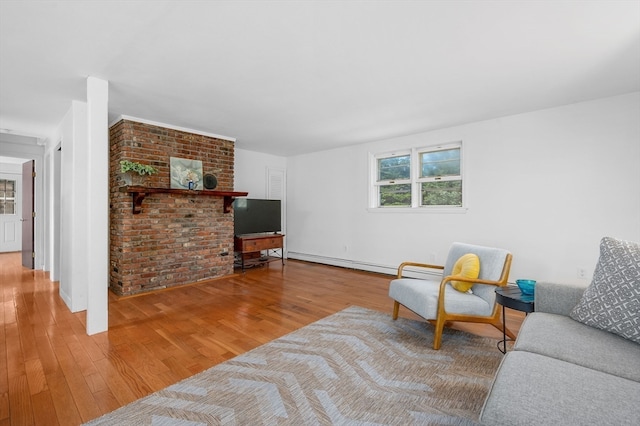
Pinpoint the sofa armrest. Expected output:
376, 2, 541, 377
534, 281, 588, 316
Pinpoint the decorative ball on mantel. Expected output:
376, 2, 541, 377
204, 174, 218, 190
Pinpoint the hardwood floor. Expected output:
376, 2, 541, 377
0, 252, 524, 425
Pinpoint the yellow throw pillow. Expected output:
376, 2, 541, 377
450, 253, 480, 293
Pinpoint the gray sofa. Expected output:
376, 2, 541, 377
480, 280, 640, 425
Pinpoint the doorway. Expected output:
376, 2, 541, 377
0, 172, 21, 252
0, 157, 36, 270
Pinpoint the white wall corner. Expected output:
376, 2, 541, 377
86, 76, 109, 335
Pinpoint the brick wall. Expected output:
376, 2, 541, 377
109, 119, 236, 296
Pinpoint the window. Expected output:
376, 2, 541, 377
0, 179, 16, 215
418, 146, 462, 207
376, 151, 411, 207
371, 142, 463, 210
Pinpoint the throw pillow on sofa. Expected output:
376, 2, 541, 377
570, 236, 640, 344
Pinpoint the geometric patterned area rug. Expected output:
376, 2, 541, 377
84, 306, 503, 425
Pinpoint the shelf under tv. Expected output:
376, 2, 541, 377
234, 234, 285, 272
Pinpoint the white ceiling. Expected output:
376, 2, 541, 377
1, 1, 638, 156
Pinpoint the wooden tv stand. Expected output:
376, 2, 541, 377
234, 234, 285, 272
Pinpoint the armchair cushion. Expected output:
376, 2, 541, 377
389, 278, 493, 319
570, 237, 640, 344
450, 253, 480, 293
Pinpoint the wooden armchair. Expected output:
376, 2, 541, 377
389, 242, 515, 349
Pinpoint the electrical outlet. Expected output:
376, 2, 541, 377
577, 268, 587, 279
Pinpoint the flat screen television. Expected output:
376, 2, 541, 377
233, 198, 282, 236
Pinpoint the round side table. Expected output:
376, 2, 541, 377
495, 286, 535, 354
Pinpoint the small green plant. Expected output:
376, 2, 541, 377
120, 160, 158, 175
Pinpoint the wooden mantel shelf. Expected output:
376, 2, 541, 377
119, 186, 248, 214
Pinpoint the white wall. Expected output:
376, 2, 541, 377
234, 149, 287, 198
85, 76, 109, 335
234, 148, 288, 249
283, 92, 640, 285
0, 162, 22, 173
55, 100, 89, 312
44, 142, 61, 280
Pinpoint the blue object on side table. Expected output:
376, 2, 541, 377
516, 279, 536, 295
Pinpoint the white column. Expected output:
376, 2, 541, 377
86, 76, 109, 335
59, 101, 88, 313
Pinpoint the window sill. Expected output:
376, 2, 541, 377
367, 206, 468, 214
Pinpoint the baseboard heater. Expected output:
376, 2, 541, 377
287, 251, 443, 280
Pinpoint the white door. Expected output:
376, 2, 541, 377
0, 173, 22, 252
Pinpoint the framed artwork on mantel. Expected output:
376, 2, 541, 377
170, 157, 203, 190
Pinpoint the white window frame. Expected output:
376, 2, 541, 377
368, 141, 467, 213
371, 149, 412, 208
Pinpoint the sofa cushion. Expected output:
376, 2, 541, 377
480, 351, 640, 426
514, 312, 640, 382
534, 281, 588, 316
570, 236, 640, 344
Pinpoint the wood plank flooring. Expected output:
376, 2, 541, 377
1, 252, 524, 425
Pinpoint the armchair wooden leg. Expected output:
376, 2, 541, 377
433, 316, 446, 350
392, 301, 400, 320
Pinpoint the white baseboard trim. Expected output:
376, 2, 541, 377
287, 252, 442, 280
